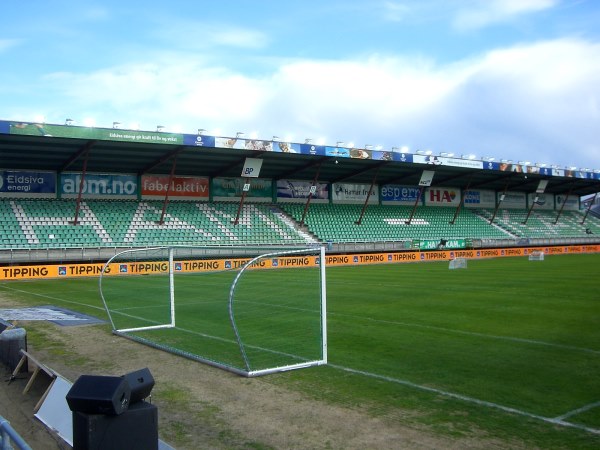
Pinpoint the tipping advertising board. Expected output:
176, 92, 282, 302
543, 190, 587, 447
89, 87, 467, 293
2, 245, 599, 280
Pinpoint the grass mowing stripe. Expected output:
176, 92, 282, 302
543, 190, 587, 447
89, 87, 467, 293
329, 363, 600, 436
330, 310, 600, 355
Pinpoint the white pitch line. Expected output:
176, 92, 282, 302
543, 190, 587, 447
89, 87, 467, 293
328, 364, 600, 436
330, 311, 600, 356
555, 401, 600, 421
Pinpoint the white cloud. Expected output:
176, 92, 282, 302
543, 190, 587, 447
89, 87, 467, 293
454, 0, 558, 30
27, 37, 600, 169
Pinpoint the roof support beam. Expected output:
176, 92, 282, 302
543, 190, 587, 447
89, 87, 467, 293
138, 146, 185, 175
300, 161, 324, 226
158, 154, 179, 225
449, 175, 472, 225
70, 144, 93, 225
355, 166, 381, 226
554, 182, 576, 225
580, 192, 598, 225
59, 140, 96, 173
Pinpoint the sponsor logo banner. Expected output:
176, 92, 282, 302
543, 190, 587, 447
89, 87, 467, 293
212, 177, 272, 198
241, 158, 263, 177
183, 134, 215, 147
141, 175, 209, 198
528, 193, 554, 210
9, 122, 183, 145
276, 180, 329, 199
2, 246, 599, 280
61, 173, 138, 197
393, 152, 413, 163
380, 185, 421, 202
413, 155, 484, 169
332, 183, 379, 203
555, 194, 579, 210
499, 191, 526, 208
0, 170, 56, 194
463, 189, 496, 208
425, 186, 461, 206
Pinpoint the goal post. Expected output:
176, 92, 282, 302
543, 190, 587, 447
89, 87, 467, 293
99, 245, 327, 377
528, 250, 545, 261
449, 257, 467, 270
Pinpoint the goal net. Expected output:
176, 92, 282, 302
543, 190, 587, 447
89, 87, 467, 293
528, 250, 545, 261
99, 246, 327, 377
448, 257, 467, 270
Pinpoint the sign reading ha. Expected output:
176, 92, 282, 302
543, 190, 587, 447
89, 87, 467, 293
61, 173, 137, 197
0, 170, 56, 194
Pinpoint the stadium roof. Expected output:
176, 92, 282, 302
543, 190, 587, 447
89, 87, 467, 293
1, 121, 599, 197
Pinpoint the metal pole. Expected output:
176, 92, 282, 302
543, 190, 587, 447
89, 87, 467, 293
355, 167, 380, 225
233, 178, 250, 226
72, 146, 91, 225
581, 192, 598, 225
300, 162, 323, 226
490, 183, 509, 225
450, 176, 472, 225
158, 154, 178, 225
405, 187, 424, 225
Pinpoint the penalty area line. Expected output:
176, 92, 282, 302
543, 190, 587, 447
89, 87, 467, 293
328, 364, 600, 436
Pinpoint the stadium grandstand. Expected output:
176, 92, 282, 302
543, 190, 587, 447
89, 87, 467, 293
1, 119, 599, 265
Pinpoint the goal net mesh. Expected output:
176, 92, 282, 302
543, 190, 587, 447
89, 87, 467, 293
100, 246, 327, 376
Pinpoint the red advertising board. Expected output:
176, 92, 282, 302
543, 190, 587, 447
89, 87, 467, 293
141, 175, 209, 198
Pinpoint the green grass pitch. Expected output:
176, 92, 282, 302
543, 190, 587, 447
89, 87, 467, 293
1, 253, 599, 447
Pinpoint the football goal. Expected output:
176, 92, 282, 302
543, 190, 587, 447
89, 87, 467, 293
449, 257, 467, 269
99, 246, 327, 377
528, 250, 545, 261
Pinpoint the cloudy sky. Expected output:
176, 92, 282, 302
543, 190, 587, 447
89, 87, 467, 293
1, 0, 599, 170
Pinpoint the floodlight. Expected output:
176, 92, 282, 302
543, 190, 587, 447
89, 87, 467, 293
65, 118, 75, 126
156, 125, 165, 132
305, 138, 313, 144
236, 132, 245, 138
400, 146, 410, 153
113, 122, 121, 129
197, 128, 206, 135
272, 136, 280, 141
375, 145, 383, 150
336, 141, 345, 147
365, 145, 373, 150
316, 138, 326, 145
347, 142, 355, 148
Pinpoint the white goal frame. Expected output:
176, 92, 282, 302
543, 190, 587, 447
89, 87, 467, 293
100, 247, 176, 333
99, 245, 327, 377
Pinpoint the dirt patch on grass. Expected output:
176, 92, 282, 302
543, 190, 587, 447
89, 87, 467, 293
1, 301, 521, 449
